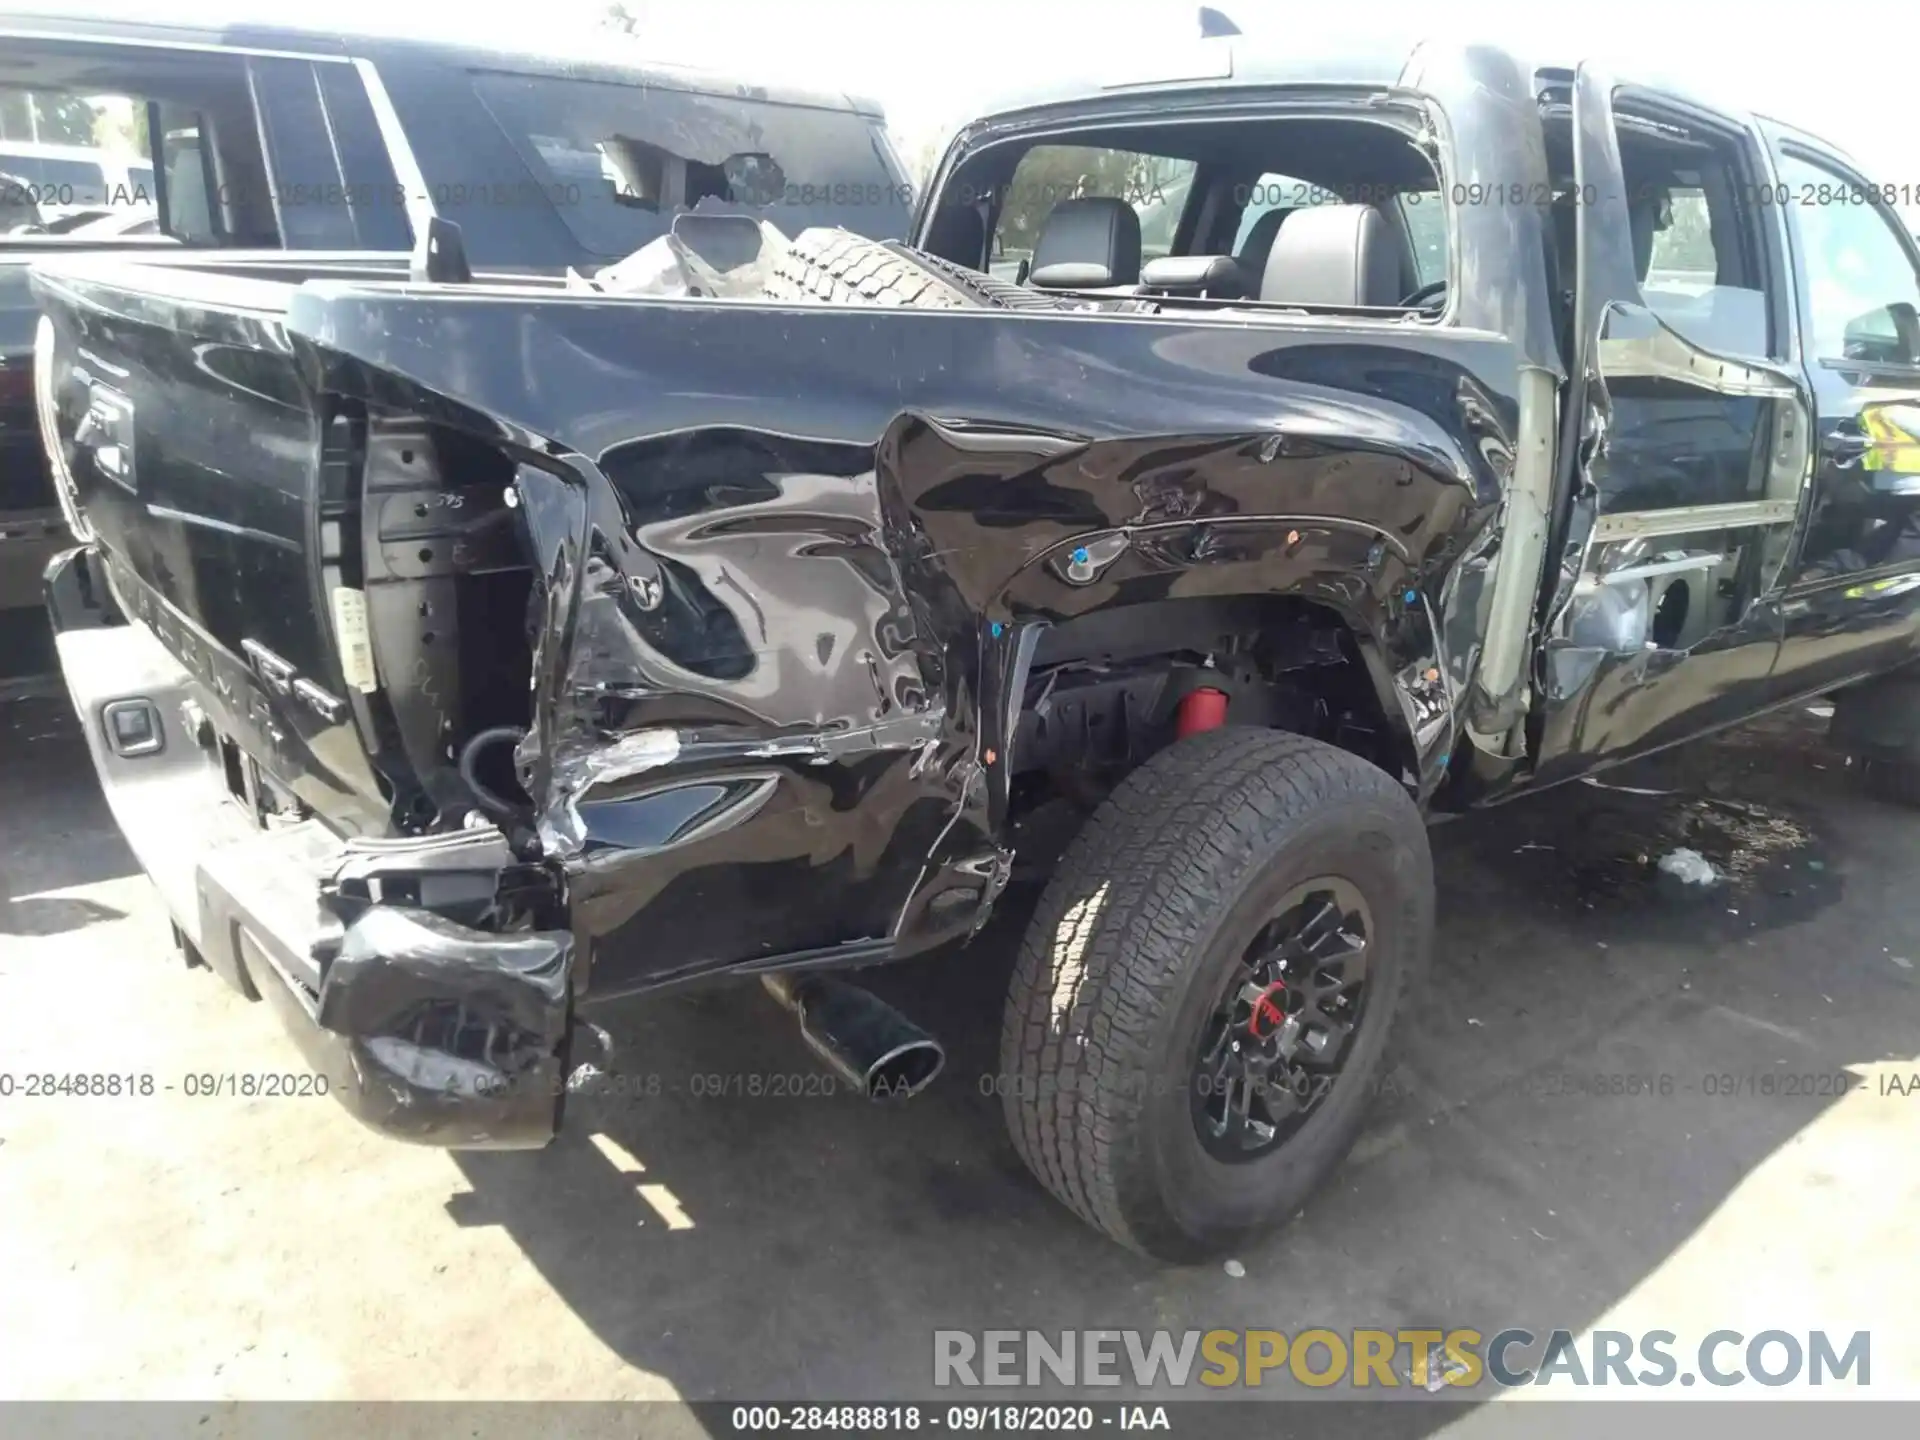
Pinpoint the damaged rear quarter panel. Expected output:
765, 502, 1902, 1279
289, 289, 1519, 998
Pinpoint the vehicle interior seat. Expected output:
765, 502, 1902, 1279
1027, 197, 1142, 289
1234, 207, 1292, 283
923, 201, 987, 269
164, 145, 216, 244
1139, 254, 1249, 298
1258, 203, 1416, 306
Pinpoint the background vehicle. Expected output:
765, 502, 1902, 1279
31, 38, 1920, 1260
0, 171, 40, 233
0, 141, 153, 225
0, 12, 911, 682
39, 206, 159, 237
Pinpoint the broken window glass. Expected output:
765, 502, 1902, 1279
471, 72, 909, 261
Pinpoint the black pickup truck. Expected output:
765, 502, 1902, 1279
32, 39, 1920, 1260
0, 12, 911, 678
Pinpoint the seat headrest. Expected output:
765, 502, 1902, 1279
1235, 207, 1291, 281
1259, 203, 1410, 308
1029, 197, 1142, 289
165, 149, 215, 244
925, 202, 986, 268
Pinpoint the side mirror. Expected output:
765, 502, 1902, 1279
1840, 303, 1920, 366
1893, 302, 1920, 365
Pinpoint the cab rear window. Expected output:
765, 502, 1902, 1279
470, 73, 911, 259
1235, 172, 1448, 289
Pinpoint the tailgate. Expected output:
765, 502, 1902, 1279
32, 259, 391, 834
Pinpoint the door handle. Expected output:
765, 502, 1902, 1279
77, 384, 137, 491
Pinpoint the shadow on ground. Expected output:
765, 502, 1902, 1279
0, 697, 138, 937
441, 704, 1917, 1418
7, 686, 1905, 1420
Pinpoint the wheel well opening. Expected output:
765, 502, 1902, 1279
1007, 595, 1403, 823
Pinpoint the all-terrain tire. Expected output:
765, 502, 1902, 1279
763, 229, 973, 308
907, 248, 1069, 310
1858, 755, 1920, 808
999, 727, 1433, 1261
1828, 674, 1920, 809
762, 228, 1058, 310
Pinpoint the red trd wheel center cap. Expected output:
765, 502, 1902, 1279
1248, 982, 1292, 1038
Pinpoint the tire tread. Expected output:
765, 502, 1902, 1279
999, 728, 1429, 1256
762, 228, 973, 308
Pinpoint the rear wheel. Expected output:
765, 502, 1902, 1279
1828, 673, 1920, 808
1857, 755, 1920, 808
999, 728, 1432, 1260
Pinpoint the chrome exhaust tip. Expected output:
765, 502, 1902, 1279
763, 973, 945, 1100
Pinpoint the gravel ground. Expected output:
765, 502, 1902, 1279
2, 694, 1916, 1425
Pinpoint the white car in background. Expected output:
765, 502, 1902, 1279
0, 140, 153, 225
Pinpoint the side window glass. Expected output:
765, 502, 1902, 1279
1645, 187, 1715, 283
1777, 152, 1920, 367
250, 60, 359, 250
1399, 191, 1447, 287
0, 47, 270, 247
0, 88, 155, 236
1617, 146, 1772, 357
249, 60, 411, 251
316, 65, 411, 249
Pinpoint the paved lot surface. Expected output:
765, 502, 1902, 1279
2, 693, 1918, 1419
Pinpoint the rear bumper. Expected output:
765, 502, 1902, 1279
46, 546, 574, 1149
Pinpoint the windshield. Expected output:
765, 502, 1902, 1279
470, 74, 910, 260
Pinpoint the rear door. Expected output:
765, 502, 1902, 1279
1763, 134, 1920, 694
1529, 65, 1811, 785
